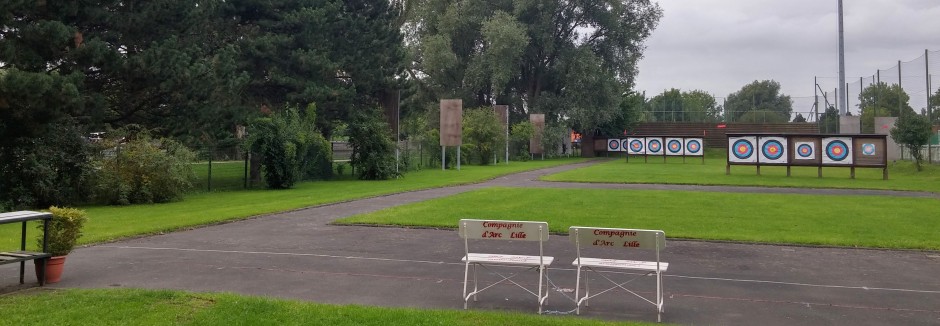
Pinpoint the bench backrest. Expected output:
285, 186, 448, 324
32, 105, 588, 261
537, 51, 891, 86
0, 211, 52, 224
459, 219, 549, 242
569, 226, 665, 250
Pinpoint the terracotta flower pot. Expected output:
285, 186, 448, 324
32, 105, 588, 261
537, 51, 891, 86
34, 256, 67, 284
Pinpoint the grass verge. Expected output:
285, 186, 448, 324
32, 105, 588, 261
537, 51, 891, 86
543, 151, 940, 193
0, 288, 653, 326
0, 158, 586, 250
336, 187, 940, 250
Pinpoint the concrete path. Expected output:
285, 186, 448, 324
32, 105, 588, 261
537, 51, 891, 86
4, 160, 939, 325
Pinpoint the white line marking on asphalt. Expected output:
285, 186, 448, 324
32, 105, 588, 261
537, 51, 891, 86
100, 245, 940, 295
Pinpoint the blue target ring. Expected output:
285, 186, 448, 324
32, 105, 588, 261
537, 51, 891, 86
629, 139, 644, 152
825, 140, 849, 161
797, 144, 813, 158
732, 139, 754, 160
648, 139, 662, 153
667, 140, 683, 153
608, 139, 620, 151
686, 140, 702, 154
761, 140, 784, 160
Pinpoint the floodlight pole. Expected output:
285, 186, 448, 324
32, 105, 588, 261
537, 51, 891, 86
838, 0, 847, 115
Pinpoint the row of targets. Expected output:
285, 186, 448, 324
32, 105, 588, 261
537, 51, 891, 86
607, 137, 704, 156
727, 135, 886, 166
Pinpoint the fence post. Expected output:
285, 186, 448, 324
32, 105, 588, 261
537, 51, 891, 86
926, 49, 932, 164
207, 149, 212, 192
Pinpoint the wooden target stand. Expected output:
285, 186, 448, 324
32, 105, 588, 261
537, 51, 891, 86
726, 133, 888, 180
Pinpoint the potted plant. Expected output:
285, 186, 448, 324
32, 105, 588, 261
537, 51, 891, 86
34, 206, 88, 283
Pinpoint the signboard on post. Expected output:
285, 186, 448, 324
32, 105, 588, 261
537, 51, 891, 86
529, 114, 545, 155
440, 100, 463, 146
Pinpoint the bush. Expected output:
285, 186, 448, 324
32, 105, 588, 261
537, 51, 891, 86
0, 121, 92, 210
462, 107, 505, 165
348, 106, 398, 180
93, 131, 196, 205
38, 206, 88, 256
247, 104, 332, 189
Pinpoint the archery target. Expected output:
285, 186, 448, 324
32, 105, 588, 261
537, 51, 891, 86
758, 136, 788, 164
794, 142, 815, 160
626, 137, 645, 154
646, 137, 664, 155
728, 136, 757, 163
822, 137, 853, 165
861, 143, 876, 156
607, 138, 621, 152
665, 138, 684, 156
685, 138, 704, 156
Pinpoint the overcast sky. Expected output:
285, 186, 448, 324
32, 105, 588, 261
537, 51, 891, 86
634, 0, 940, 114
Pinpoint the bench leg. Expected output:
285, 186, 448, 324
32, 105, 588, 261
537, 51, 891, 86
462, 262, 470, 309
38, 258, 46, 286
472, 264, 478, 302
575, 266, 580, 315
585, 271, 590, 307
19, 261, 25, 284
537, 266, 544, 314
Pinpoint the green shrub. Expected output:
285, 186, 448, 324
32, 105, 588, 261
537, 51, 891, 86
0, 121, 92, 210
462, 107, 505, 165
247, 104, 332, 189
348, 107, 398, 180
94, 131, 196, 205
38, 206, 88, 256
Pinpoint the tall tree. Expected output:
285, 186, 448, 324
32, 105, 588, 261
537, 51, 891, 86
890, 112, 931, 171
725, 80, 792, 123
403, 0, 662, 134
227, 0, 406, 138
858, 82, 915, 133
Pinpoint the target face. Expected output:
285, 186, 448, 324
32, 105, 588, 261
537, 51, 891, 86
607, 139, 620, 152
646, 138, 664, 155
627, 138, 645, 154
665, 138, 684, 156
795, 142, 815, 159
861, 143, 876, 156
685, 138, 703, 156
758, 137, 788, 164
822, 137, 853, 165
728, 136, 757, 163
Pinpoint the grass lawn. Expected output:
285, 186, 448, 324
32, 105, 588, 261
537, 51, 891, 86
191, 160, 250, 192
0, 288, 654, 326
0, 158, 585, 250
543, 150, 940, 193
336, 187, 940, 250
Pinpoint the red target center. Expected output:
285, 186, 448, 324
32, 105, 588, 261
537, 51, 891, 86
768, 147, 778, 154
833, 147, 842, 155
737, 145, 748, 153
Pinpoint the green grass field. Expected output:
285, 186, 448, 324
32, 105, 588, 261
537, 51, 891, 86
543, 151, 940, 193
337, 187, 940, 250
0, 158, 585, 250
0, 289, 653, 326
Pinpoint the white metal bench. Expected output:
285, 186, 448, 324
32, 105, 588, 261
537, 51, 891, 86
570, 226, 668, 321
458, 219, 553, 313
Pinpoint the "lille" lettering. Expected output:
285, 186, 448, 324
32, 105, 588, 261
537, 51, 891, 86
623, 241, 640, 248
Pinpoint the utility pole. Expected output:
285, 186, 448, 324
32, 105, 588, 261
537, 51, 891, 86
838, 0, 847, 115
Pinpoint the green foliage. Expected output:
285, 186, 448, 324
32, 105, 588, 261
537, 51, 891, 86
348, 107, 398, 180
230, 0, 406, 137
725, 80, 793, 122
94, 131, 197, 205
404, 0, 662, 133
792, 113, 807, 123
461, 107, 505, 165
247, 105, 332, 189
38, 206, 88, 256
819, 105, 840, 133
509, 121, 535, 160
736, 110, 790, 123
540, 123, 570, 157
890, 112, 932, 171
645, 88, 721, 123
0, 121, 92, 210
859, 82, 915, 133
929, 88, 940, 124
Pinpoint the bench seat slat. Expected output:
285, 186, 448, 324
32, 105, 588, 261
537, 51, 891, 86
463, 253, 554, 267
0, 251, 53, 264
572, 257, 668, 272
